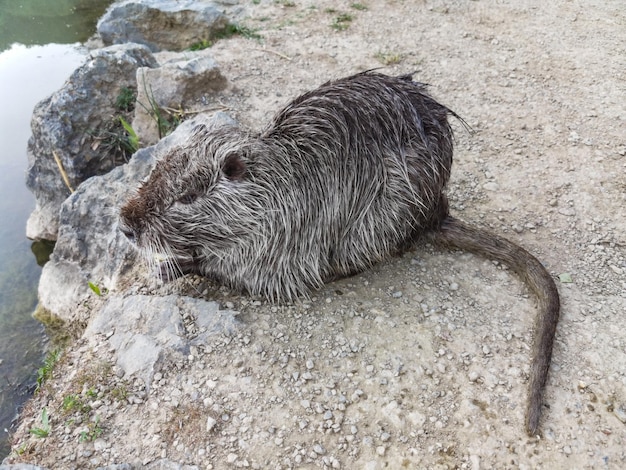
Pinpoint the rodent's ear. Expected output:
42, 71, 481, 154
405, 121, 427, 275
222, 153, 247, 181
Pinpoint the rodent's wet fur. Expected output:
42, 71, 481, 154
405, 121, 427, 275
119, 71, 560, 435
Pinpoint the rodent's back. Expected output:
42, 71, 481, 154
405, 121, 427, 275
252, 72, 456, 284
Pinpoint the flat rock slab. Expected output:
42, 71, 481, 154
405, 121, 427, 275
85, 294, 240, 389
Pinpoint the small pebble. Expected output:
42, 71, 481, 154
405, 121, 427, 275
206, 416, 217, 432
313, 444, 326, 455
614, 405, 626, 424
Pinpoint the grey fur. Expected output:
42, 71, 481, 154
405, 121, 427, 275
119, 71, 560, 435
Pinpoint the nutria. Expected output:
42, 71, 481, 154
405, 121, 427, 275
119, 71, 560, 435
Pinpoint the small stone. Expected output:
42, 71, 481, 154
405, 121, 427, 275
306, 359, 315, 369
93, 438, 109, 451
206, 416, 217, 432
614, 405, 626, 424
468, 371, 479, 382
558, 207, 576, 217
227, 453, 238, 464
376, 445, 386, 456
313, 444, 326, 455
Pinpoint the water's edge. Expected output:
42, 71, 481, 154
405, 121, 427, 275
0, 0, 114, 458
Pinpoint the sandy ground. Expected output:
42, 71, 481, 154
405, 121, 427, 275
4, 0, 626, 468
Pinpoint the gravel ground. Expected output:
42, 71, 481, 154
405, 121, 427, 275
4, 0, 625, 468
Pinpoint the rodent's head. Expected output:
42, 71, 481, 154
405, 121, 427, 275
119, 123, 265, 279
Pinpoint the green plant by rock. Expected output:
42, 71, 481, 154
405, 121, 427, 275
29, 408, 51, 438
36, 349, 61, 393
216, 22, 262, 41
119, 117, 139, 153
188, 21, 262, 50
375, 50, 404, 65
79, 415, 103, 443
189, 39, 213, 51
115, 86, 136, 112
62, 394, 91, 415
351, 3, 368, 11
331, 12, 353, 31
91, 117, 139, 163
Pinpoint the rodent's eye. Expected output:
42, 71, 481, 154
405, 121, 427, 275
178, 191, 200, 205
222, 153, 246, 181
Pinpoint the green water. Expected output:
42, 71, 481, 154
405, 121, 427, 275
0, 0, 111, 51
0, 0, 114, 459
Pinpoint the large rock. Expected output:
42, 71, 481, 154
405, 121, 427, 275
37, 147, 152, 319
26, 44, 157, 241
97, 0, 243, 52
133, 53, 228, 145
85, 294, 240, 389
37, 113, 237, 322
